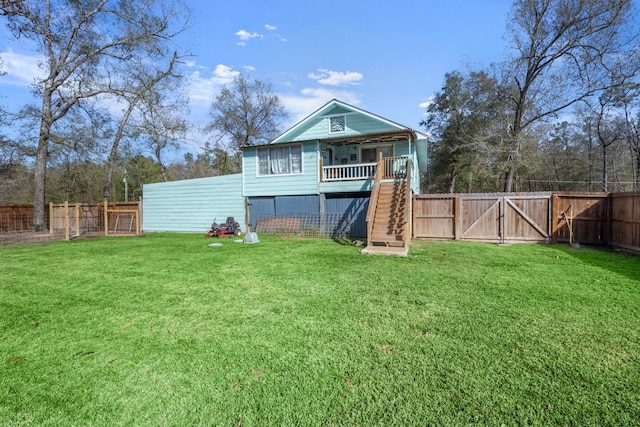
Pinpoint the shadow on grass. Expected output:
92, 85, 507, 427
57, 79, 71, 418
550, 242, 640, 283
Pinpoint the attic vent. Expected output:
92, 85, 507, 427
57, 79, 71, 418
330, 115, 346, 133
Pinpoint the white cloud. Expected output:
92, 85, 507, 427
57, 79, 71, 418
264, 24, 287, 41
183, 60, 208, 70
243, 65, 256, 71
212, 64, 240, 83
419, 96, 434, 113
308, 68, 363, 86
186, 64, 240, 106
279, 88, 362, 124
234, 29, 263, 46
0, 49, 45, 86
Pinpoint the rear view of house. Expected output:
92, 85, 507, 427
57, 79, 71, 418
242, 99, 427, 253
143, 99, 427, 253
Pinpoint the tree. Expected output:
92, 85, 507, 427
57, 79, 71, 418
592, 94, 625, 191
137, 89, 188, 183
102, 52, 186, 199
208, 75, 288, 172
501, 0, 639, 191
122, 154, 163, 201
421, 70, 509, 193
530, 122, 590, 191
625, 110, 640, 190
0, 0, 189, 229
615, 82, 640, 189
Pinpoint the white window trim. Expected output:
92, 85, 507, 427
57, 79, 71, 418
256, 144, 304, 177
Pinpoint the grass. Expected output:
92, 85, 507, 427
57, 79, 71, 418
1, 233, 639, 426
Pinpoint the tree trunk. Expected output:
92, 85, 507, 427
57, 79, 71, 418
33, 89, 54, 231
635, 152, 640, 191
104, 102, 136, 201
103, 151, 116, 202
447, 166, 457, 194
504, 166, 515, 193
602, 143, 608, 192
32, 135, 49, 231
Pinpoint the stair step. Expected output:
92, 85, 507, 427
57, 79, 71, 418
371, 228, 403, 238
376, 204, 405, 210
374, 212, 405, 218
379, 188, 406, 194
373, 220, 405, 226
367, 177, 410, 251
379, 201, 405, 206
371, 233, 404, 239
373, 222, 404, 229
371, 228, 405, 235
376, 199, 405, 205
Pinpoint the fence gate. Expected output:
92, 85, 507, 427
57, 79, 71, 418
458, 193, 552, 243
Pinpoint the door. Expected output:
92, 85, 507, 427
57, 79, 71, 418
322, 147, 334, 166
361, 145, 393, 163
247, 197, 275, 232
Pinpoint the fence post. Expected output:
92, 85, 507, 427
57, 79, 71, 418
136, 203, 141, 235
64, 201, 69, 241
49, 202, 53, 235
551, 193, 559, 243
75, 203, 80, 237
104, 201, 109, 236
454, 196, 461, 240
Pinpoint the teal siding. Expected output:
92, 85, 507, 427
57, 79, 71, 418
319, 180, 373, 193
243, 142, 319, 197
415, 137, 428, 173
278, 113, 399, 143
242, 138, 422, 197
143, 174, 245, 233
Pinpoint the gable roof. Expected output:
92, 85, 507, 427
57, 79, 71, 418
271, 99, 427, 144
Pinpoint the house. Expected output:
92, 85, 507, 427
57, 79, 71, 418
143, 99, 428, 254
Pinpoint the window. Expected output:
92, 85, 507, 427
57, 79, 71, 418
329, 115, 346, 133
257, 145, 302, 176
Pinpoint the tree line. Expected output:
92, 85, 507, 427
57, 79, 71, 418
1, 0, 639, 231
422, 0, 640, 194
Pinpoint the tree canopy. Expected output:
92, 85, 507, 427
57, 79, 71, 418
0, 0, 190, 229
423, 0, 640, 193
208, 75, 288, 146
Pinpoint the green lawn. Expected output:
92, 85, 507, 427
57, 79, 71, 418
1, 233, 639, 426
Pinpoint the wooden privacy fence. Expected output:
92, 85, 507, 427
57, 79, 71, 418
610, 192, 640, 252
413, 192, 640, 252
413, 192, 553, 243
49, 201, 141, 239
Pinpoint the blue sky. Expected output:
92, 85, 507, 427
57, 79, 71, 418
0, 0, 513, 154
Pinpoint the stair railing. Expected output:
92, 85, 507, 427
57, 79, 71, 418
365, 152, 384, 247
403, 157, 413, 248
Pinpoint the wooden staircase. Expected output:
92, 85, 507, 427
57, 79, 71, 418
362, 156, 412, 256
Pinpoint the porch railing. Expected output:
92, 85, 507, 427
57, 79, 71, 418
321, 156, 409, 182
322, 162, 376, 181
382, 156, 408, 180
